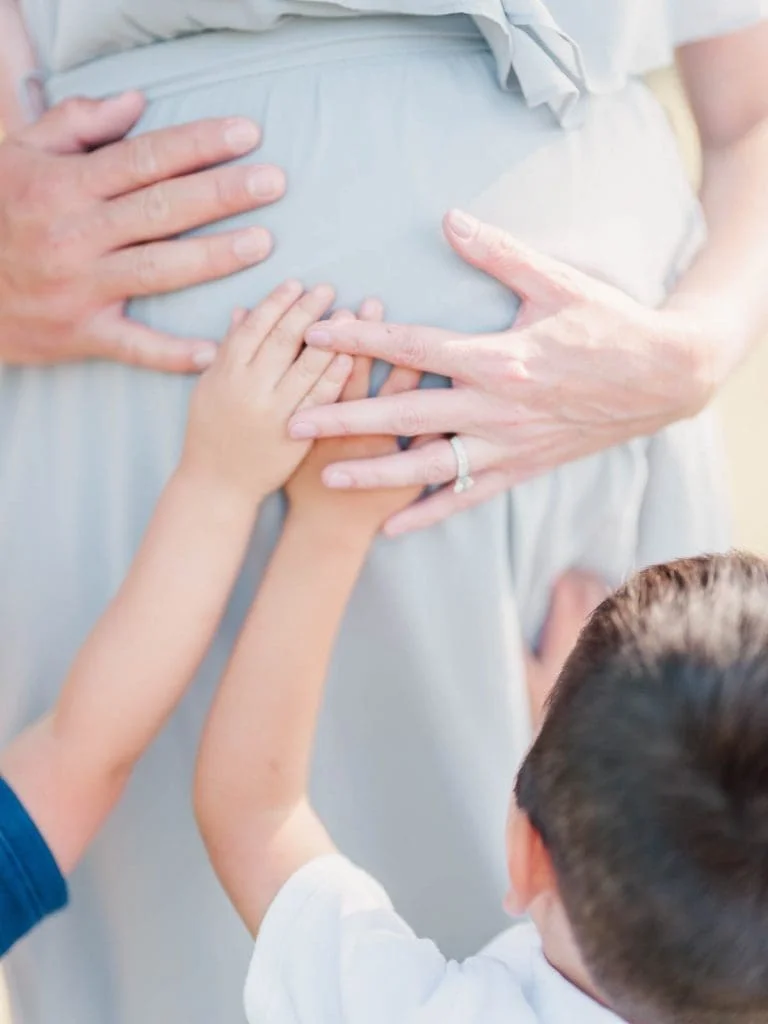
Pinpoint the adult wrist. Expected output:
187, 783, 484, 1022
656, 303, 738, 417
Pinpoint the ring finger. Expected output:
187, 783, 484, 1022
321, 434, 503, 490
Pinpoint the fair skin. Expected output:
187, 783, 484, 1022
507, 574, 610, 1003
0, 0, 285, 373
194, 395, 600, 934
505, 805, 599, 1003
286, 23, 768, 535
0, 281, 351, 876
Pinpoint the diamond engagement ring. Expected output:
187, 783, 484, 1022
449, 436, 474, 494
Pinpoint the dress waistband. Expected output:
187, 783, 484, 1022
44, 15, 487, 105
44, 3, 591, 128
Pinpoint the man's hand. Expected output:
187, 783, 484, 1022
0, 91, 286, 373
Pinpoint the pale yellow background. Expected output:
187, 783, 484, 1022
650, 69, 768, 556
0, 66, 765, 1024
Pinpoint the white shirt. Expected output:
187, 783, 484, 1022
245, 855, 625, 1024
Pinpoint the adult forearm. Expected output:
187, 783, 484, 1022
665, 117, 768, 383
0, 0, 39, 129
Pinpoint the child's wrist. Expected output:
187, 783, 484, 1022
285, 505, 377, 555
173, 462, 264, 519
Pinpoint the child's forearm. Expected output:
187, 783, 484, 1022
1, 469, 257, 872
195, 510, 371, 930
0, 0, 40, 129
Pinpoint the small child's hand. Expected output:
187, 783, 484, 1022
286, 303, 429, 538
181, 281, 353, 503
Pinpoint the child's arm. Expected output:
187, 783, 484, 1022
524, 571, 608, 730
0, 282, 346, 879
0, 0, 40, 129
195, 320, 425, 935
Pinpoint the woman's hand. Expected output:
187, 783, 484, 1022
0, 94, 285, 373
288, 211, 722, 535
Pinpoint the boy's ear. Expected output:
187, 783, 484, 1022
505, 807, 558, 916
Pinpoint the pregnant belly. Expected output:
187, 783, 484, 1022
47, 14, 701, 347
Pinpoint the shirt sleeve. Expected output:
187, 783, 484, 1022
0, 777, 68, 957
243, 855, 527, 1024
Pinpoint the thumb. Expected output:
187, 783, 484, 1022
21, 92, 146, 155
443, 209, 574, 306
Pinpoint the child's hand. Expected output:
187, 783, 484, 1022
286, 303, 430, 538
181, 281, 353, 503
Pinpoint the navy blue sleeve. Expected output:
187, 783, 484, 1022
0, 777, 68, 957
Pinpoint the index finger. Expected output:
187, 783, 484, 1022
84, 118, 263, 199
304, 321, 479, 381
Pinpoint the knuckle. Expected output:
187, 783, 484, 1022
393, 327, 427, 368
394, 399, 425, 436
212, 172, 233, 210
333, 415, 354, 437
422, 453, 449, 485
195, 236, 223, 275
485, 233, 516, 267
497, 354, 528, 387
294, 351, 323, 380
187, 122, 220, 164
210, 170, 244, 212
131, 243, 163, 291
127, 135, 160, 182
139, 184, 172, 226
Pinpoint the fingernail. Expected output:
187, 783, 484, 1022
289, 422, 318, 440
193, 346, 217, 369
305, 329, 332, 348
247, 166, 285, 200
224, 119, 261, 154
325, 470, 353, 489
233, 228, 271, 262
447, 209, 479, 240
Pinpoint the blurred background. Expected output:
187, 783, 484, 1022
0, 65, 766, 1024
650, 69, 768, 557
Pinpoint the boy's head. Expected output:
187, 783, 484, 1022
509, 553, 768, 1024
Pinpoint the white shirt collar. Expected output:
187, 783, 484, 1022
486, 922, 626, 1024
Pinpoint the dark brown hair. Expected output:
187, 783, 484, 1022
515, 553, 768, 1024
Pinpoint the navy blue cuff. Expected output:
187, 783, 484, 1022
0, 776, 68, 956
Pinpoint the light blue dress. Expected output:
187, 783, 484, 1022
2, 2, 762, 1021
